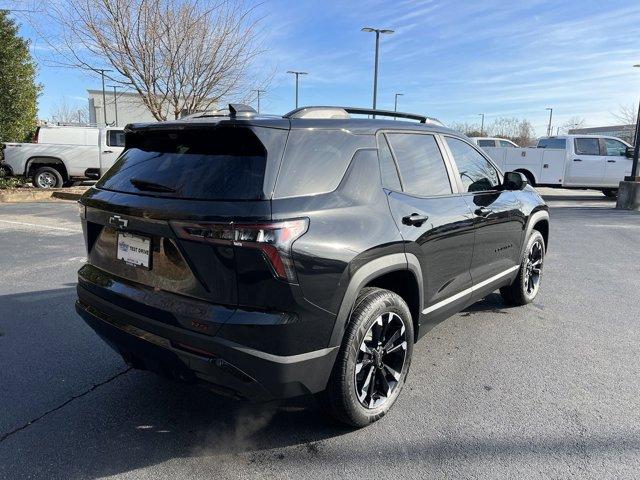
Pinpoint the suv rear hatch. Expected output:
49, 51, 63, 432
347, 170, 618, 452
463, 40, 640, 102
79, 122, 290, 335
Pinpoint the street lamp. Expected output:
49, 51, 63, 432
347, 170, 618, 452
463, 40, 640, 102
478, 113, 485, 135
393, 93, 404, 119
362, 27, 394, 116
546, 107, 553, 137
286, 71, 308, 109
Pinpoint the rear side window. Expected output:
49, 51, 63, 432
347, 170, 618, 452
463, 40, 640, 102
377, 134, 402, 190
537, 138, 566, 149
107, 130, 125, 147
274, 129, 371, 198
386, 133, 452, 197
574, 138, 600, 156
98, 127, 277, 200
445, 137, 500, 192
477, 139, 496, 147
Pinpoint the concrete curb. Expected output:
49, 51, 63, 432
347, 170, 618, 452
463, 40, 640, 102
0, 188, 87, 203
615, 181, 640, 212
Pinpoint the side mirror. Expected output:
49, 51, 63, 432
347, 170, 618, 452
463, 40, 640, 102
625, 146, 635, 159
504, 171, 528, 191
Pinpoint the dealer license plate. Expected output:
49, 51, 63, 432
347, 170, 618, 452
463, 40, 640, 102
117, 232, 151, 268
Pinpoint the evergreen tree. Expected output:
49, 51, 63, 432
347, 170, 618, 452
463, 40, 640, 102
0, 11, 41, 143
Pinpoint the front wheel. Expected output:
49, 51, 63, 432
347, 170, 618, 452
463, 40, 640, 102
602, 188, 618, 198
320, 287, 414, 427
500, 231, 545, 306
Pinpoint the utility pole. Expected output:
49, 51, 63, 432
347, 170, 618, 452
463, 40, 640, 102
393, 93, 404, 119
478, 113, 485, 135
286, 71, 308, 109
362, 27, 394, 117
107, 85, 119, 126
546, 107, 553, 137
252, 89, 266, 113
88, 68, 113, 126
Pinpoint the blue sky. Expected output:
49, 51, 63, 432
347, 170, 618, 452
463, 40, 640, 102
6, 0, 640, 135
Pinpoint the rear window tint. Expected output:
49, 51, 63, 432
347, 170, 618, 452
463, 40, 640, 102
274, 129, 372, 198
537, 138, 566, 149
98, 127, 280, 200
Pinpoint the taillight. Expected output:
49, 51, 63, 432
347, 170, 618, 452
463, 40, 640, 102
33, 127, 40, 143
170, 219, 309, 283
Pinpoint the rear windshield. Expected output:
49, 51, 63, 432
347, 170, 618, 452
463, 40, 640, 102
537, 138, 566, 149
98, 127, 281, 200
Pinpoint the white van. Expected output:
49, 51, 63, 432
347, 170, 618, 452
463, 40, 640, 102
479, 135, 633, 197
1, 125, 125, 188
470, 137, 519, 148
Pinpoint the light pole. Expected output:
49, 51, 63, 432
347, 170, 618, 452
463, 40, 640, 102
630, 65, 640, 180
393, 93, 404, 120
362, 27, 394, 116
252, 89, 266, 113
546, 107, 553, 137
87, 67, 112, 126
286, 71, 308, 109
107, 85, 119, 126
478, 113, 485, 135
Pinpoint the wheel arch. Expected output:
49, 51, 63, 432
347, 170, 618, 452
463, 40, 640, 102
329, 253, 423, 347
523, 209, 550, 255
26, 157, 68, 181
515, 168, 536, 186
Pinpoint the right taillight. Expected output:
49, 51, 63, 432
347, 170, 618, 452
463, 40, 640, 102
170, 218, 309, 283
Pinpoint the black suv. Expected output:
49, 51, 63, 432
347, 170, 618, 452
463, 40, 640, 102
76, 104, 549, 427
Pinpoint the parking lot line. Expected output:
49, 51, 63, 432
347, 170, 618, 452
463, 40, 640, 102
0, 219, 80, 232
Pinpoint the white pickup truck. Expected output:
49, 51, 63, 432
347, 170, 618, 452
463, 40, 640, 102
480, 135, 634, 197
0, 125, 125, 188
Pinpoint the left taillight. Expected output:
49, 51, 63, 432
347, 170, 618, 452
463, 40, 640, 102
170, 218, 309, 283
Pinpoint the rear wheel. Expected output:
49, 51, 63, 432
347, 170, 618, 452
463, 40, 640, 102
500, 231, 545, 306
320, 287, 414, 427
601, 188, 618, 198
33, 166, 63, 188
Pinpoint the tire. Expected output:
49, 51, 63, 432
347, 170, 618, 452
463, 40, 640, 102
320, 287, 414, 427
601, 188, 618, 198
33, 166, 63, 188
500, 230, 545, 306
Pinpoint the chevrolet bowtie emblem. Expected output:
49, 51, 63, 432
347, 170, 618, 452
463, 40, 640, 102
109, 215, 128, 229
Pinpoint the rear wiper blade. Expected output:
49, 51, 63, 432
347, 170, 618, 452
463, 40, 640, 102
130, 178, 176, 193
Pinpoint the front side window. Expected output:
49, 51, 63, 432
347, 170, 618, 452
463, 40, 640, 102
445, 137, 500, 192
574, 138, 600, 156
604, 138, 627, 156
386, 133, 452, 197
499, 140, 515, 147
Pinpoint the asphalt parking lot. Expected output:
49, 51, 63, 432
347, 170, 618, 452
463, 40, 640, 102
1, 189, 639, 479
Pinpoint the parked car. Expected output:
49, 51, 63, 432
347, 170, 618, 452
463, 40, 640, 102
0, 125, 125, 188
479, 134, 633, 197
470, 136, 519, 148
75, 104, 549, 427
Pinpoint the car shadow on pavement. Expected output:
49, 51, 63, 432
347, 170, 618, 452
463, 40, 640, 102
0, 287, 352, 479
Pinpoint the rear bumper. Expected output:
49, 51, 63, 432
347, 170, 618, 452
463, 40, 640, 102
76, 286, 338, 401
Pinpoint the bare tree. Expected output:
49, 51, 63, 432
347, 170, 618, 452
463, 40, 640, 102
612, 104, 638, 126
487, 117, 536, 146
49, 97, 91, 124
33, 0, 265, 121
449, 122, 483, 137
561, 116, 586, 133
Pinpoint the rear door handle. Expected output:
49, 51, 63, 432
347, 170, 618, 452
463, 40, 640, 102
102, 150, 114, 154
607, 160, 616, 163
402, 213, 428, 226
474, 207, 493, 217
573, 158, 582, 162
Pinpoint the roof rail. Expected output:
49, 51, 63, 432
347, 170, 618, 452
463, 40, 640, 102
283, 106, 442, 125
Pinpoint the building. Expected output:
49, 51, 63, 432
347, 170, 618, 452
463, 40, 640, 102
568, 124, 636, 144
88, 89, 162, 127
